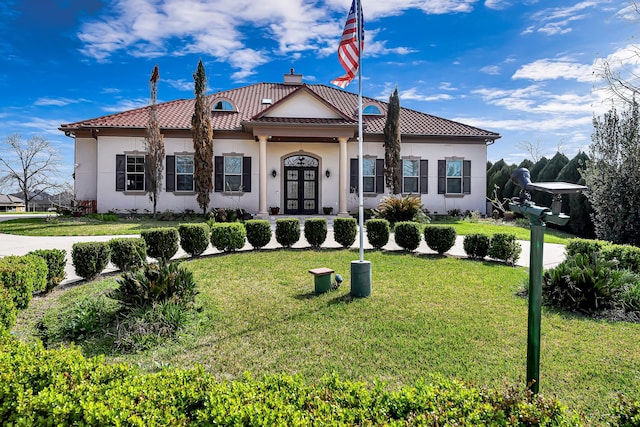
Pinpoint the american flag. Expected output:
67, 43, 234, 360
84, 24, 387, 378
331, 0, 364, 89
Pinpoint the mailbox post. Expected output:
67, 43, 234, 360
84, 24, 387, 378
509, 168, 587, 394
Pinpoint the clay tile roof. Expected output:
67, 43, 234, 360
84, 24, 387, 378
59, 82, 500, 139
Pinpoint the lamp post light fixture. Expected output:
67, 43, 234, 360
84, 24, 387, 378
509, 168, 587, 394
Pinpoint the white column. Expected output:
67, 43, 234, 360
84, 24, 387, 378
258, 135, 268, 216
338, 137, 349, 216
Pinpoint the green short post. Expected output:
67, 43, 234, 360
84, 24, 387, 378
309, 267, 333, 294
350, 260, 371, 297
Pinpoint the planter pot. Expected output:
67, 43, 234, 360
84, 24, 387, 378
323, 207, 333, 215
269, 207, 280, 215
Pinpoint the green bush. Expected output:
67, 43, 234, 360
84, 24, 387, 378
275, 218, 301, 248
53, 295, 118, 342
601, 244, 640, 274
423, 225, 456, 255
612, 392, 640, 426
109, 238, 147, 271
71, 241, 111, 280
27, 249, 67, 292
178, 223, 210, 257
488, 233, 522, 265
463, 233, 490, 260
210, 222, 247, 252
333, 217, 357, 248
565, 238, 610, 258
394, 221, 421, 252
244, 220, 272, 249
376, 194, 425, 225
140, 228, 179, 262
0, 288, 17, 331
365, 219, 390, 250
0, 255, 48, 309
304, 218, 327, 248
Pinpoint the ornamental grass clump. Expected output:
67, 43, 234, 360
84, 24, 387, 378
376, 194, 425, 226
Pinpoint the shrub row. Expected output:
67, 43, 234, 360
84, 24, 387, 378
567, 238, 640, 274
0, 334, 582, 426
0, 255, 48, 330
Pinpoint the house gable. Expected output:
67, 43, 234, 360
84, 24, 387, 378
261, 90, 343, 119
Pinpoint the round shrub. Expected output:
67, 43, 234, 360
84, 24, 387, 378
304, 218, 327, 248
424, 225, 457, 255
27, 249, 67, 292
333, 217, 357, 248
245, 220, 272, 249
178, 223, 210, 257
210, 222, 246, 252
0, 255, 48, 310
365, 219, 390, 250
0, 288, 17, 331
72, 241, 111, 280
394, 221, 421, 252
463, 233, 490, 260
141, 228, 179, 262
488, 233, 522, 265
109, 238, 147, 271
275, 218, 301, 248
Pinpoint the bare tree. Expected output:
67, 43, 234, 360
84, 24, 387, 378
516, 138, 543, 163
145, 64, 164, 218
191, 60, 214, 215
0, 134, 62, 211
383, 86, 402, 194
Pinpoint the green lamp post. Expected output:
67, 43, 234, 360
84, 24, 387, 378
509, 168, 587, 394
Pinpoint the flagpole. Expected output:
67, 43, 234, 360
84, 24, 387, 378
357, 0, 364, 263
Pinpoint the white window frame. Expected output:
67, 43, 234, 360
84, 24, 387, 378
175, 155, 194, 192
403, 159, 420, 193
126, 155, 145, 191
224, 155, 243, 192
446, 159, 463, 194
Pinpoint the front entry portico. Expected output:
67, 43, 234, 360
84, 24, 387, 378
284, 155, 319, 214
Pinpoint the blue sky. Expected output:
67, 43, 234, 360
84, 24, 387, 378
1, 0, 638, 187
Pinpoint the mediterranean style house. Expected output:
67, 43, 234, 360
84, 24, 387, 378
59, 72, 500, 216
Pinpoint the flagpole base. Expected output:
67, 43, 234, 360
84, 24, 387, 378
350, 260, 371, 297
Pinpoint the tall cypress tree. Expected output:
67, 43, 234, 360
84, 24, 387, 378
191, 60, 214, 215
383, 87, 402, 194
145, 65, 164, 218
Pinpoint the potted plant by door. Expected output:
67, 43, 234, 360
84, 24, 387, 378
269, 206, 280, 215
322, 206, 333, 215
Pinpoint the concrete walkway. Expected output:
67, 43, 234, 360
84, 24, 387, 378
0, 223, 567, 286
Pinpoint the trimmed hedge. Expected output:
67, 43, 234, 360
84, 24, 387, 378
565, 238, 610, 258
333, 217, 357, 248
141, 228, 180, 262
178, 223, 211, 257
27, 249, 67, 292
0, 335, 581, 426
423, 225, 456, 255
72, 241, 111, 280
601, 244, 640, 274
244, 220, 272, 249
109, 238, 147, 271
0, 255, 48, 309
365, 219, 390, 250
275, 218, 301, 248
488, 233, 522, 266
304, 218, 327, 248
463, 233, 490, 260
0, 288, 17, 331
394, 221, 421, 252
210, 222, 246, 252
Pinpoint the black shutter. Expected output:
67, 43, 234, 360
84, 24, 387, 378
166, 155, 175, 192
242, 157, 251, 192
420, 159, 428, 194
438, 160, 446, 194
350, 158, 358, 193
116, 155, 125, 191
375, 158, 384, 194
463, 160, 471, 194
214, 156, 224, 192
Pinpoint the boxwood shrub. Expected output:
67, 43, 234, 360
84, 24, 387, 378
600, 244, 640, 274
71, 241, 111, 280
245, 220, 272, 249
304, 218, 327, 248
333, 217, 357, 248
365, 219, 390, 250
423, 225, 456, 255
488, 233, 522, 265
27, 249, 67, 292
178, 223, 211, 257
0, 255, 47, 310
141, 228, 180, 262
275, 218, 301, 248
0, 288, 17, 331
210, 222, 247, 252
109, 238, 147, 271
565, 238, 610, 258
463, 233, 490, 260
394, 221, 421, 252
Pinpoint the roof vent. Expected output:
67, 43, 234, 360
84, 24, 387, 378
262, 98, 273, 105
284, 68, 303, 85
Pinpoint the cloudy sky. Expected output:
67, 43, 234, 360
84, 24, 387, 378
1, 0, 639, 184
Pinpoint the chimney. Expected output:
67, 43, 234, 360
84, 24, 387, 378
284, 68, 303, 85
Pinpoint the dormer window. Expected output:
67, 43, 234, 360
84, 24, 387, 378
363, 104, 383, 115
212, 100, 235, 111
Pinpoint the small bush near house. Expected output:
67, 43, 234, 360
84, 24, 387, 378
333, 217, 357, 248
27, 249, 67, 292
244, 220, 272, 249
423, 225, 456, 255
376, 194, 424, 225
275, 218, 301, 248
365, 219, 390, 250
565, 238, 610, 258
109, 238, 147, 271
600, 244, 640, 274
0, 288, 17, 331
210, 222, 246, 252
463, 233, 490, 260
488, 233, 522, 265
394, 221, 421, 252
141, 227, 180, 262
72, 242, 111, 280
0, 255, 48, 309
304, 218, 327, 248
178, 223, 210, 257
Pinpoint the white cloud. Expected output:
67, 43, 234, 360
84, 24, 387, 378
526, 1, 600, 36
484, 0, 510, 10
480, 65, 501, 75
512, 59, 593, 82
399, 87, 454, 102
102, 98, 148, 113
165, 79, 193, 92
34, 97, 86, 107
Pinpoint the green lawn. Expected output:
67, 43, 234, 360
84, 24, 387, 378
15, 249, 638, 424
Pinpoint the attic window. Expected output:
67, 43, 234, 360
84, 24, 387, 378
363, 104, 383, 115
262, 98, 272, 105
212, 100, 235, 111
